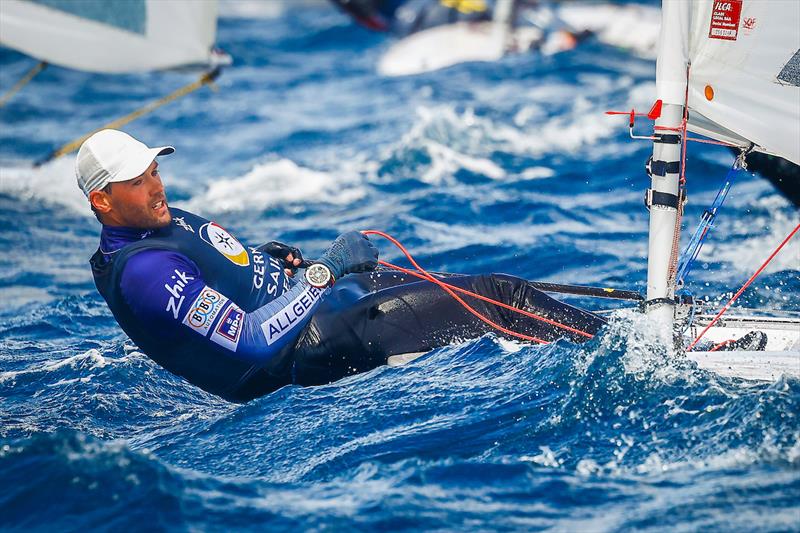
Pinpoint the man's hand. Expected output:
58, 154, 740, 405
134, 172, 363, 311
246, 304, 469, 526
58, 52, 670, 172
258, 241, 304, 277
317, 231, 378, 280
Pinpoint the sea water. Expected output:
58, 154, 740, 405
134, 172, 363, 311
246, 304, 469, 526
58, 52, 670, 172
0, 2, 798, 531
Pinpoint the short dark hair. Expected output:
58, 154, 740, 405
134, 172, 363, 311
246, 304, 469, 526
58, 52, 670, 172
91, 183, 113, 222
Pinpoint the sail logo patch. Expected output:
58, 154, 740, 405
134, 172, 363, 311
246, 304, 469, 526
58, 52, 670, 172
708, 0, 742, 41
199, 222, 250, 267
182, 286, 228, 336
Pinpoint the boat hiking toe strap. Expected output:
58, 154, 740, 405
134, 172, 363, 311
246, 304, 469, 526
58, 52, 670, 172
646, 156, 681, 177
644, 189, 684, 210
653, 133, 681, 145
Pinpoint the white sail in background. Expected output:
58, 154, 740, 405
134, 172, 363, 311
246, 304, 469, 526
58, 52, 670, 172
658, 0, 800, 165
0, 0, 219, 73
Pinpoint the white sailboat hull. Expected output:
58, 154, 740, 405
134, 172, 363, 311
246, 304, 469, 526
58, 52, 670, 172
687, 351, 800, 381
687, 315, 800, 380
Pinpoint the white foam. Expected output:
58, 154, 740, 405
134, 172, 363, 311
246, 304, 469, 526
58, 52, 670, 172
391, 93, 651, 181
398, 212, 639, 254
0, 158, 91, 215
519, 167, 555, 180
521, 446, 563, 468
0, 348, 131, 384
422, 141, 506, 183
217, 0, 298, 19
591, 309, 696, 385
181, 158, 365, 214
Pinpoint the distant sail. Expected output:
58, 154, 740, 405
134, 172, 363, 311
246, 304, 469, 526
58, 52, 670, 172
0, 0, 220, 73
658, 0, 800, 165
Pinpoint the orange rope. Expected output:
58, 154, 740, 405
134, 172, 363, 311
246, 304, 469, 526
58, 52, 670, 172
361, 230, 596, 343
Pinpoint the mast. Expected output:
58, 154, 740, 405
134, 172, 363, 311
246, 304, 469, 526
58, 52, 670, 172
645, 1, 690, 338
492, 0, 515, 54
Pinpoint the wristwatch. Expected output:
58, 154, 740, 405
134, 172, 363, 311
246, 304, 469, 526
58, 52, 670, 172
305, 263, 333, 288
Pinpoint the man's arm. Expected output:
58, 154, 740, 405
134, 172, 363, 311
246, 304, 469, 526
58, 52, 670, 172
120, 231, 378, 366
121, 250, 323, 366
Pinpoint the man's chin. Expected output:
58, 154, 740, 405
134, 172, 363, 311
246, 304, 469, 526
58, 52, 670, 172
138, 207, 171, 229
153, 207, 172, 228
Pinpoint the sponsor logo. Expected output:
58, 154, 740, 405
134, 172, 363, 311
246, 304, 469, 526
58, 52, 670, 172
267, 256, 282, 296
164, 269, 195, 319
260, 286, 323, 345
250, 247, 283, 296
708, 0, 742, 41
211, 304, 244, 351
199, 222, 250, 266
182, 286, 228, 336
174, 216, 194, 233
251, 247, 266, 290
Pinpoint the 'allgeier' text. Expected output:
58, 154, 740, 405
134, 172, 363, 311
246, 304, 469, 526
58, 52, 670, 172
260, 285, 323, 345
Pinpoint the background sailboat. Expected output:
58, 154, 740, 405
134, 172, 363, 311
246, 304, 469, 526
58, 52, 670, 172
0, 0, 228, 163
0, 0, 224, 73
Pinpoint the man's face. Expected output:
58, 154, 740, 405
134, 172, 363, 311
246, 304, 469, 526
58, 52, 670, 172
102, 161, 171, 229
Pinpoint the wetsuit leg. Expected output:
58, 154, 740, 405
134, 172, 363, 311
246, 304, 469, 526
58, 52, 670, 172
290, 271, 605, 387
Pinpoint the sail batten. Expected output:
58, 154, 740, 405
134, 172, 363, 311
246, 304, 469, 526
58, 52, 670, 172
0, 0, 219, 73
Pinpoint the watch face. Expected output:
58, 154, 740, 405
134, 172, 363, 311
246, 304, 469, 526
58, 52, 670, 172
305, 263, 331, 288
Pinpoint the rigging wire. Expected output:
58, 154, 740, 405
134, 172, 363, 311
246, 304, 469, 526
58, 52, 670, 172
675, 153, 748, 286
0, 61, 47, 108
34, 68, 221, 167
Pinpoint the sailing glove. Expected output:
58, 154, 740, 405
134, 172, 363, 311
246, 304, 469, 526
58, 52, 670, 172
257, 241, 304, 274
317, 231, 379, 279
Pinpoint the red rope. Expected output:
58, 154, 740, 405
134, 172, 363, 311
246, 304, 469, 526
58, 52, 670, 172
709, 338, 736, 352
688, 222, 800, 350
361, 230, 595, 343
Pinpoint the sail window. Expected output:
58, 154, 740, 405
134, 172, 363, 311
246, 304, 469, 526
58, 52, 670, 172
777, 49, 800, 87
29, 0, 146, 35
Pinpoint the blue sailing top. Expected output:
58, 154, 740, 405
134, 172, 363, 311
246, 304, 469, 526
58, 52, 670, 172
90, 208, 328, 402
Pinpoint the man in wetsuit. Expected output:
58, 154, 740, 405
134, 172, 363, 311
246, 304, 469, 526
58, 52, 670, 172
81, 129, 604, 402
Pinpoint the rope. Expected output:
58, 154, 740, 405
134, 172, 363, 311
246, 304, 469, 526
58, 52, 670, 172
687, 222, 800, 350
34, 67, 221, 167
709, 338, 736, 352
361, 230, 595, 343
0, 61, 47, 108
676, 157, 746, 285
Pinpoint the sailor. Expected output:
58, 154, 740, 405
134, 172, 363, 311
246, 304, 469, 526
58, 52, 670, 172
81, 129, 604, 402
330, 0, 492, 37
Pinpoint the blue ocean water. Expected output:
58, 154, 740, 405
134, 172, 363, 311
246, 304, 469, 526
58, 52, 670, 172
1, 2, 799, 531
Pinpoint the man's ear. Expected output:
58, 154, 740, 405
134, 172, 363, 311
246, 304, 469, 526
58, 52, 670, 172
89, 189, 112, 215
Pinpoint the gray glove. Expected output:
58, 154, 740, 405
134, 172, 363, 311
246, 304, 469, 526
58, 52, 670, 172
316, 231, 379, 280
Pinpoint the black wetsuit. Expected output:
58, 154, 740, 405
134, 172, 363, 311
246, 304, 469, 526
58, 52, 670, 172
293, 270, 603, 386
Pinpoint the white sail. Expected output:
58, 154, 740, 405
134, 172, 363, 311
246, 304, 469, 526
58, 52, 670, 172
0, 0, 219, 73
658, 0, 800, 165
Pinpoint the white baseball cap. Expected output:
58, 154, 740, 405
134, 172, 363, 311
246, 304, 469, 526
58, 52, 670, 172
75, 129, 174, 197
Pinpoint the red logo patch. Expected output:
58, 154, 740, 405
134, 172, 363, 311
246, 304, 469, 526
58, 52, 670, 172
709, 0, 743, 41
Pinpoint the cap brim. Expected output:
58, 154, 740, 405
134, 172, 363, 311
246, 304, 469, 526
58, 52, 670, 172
109, 145, 174, 184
